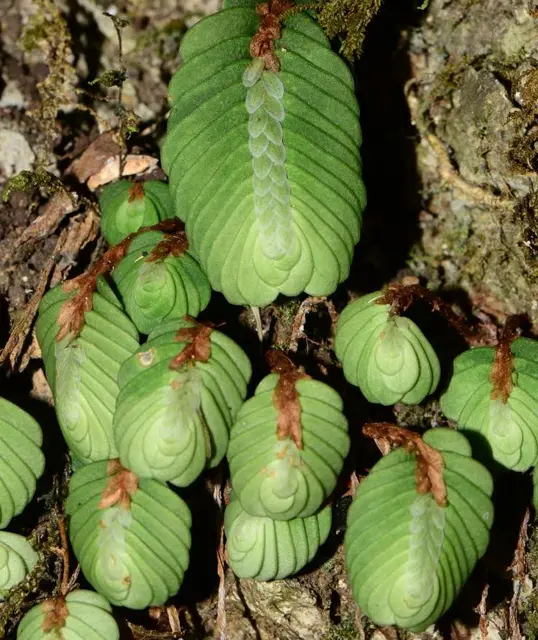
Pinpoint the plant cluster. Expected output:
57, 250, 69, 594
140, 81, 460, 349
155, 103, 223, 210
3, 0, 538, 637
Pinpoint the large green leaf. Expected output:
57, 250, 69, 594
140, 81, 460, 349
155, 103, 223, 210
0, 532, 38, 600
225, 491, 331, 580
228, 373, 349, 520
111, 230, 211, 334
440, 338, 538, 471
334, 292, 440, 405
16, 589, 119, 640
35, 279, 140, 464
162, 6, 365, 306
345, 428, 494, 631
114, 318, 251, 486
99, 180, 174, 245
65, 460, 191, 609
0, 398, 45, 529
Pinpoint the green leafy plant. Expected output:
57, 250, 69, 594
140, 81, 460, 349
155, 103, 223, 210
345, 424, 494, 631
0, 399, 45, 530
335, 291, 440, 405
66, 459, 191, 609
0, 533, 38, 599
162, 0, 365, 306
227, 351, 349, 520
17, 589, 119, 640
99, 180, 174, 245
225, 491, 332, 580
114, 317, 251, 485
441, 336, 538, 471
111, 229, 211, 334
35, 278, 140, 464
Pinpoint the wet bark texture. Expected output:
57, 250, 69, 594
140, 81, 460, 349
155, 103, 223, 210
1, 0, 538, 638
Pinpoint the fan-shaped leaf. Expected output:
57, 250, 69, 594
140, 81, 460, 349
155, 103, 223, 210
36, 279, 140, 464
99, 180, 174, 245
345, 428, 494, 631
228, 373, 349, 520
0, 399, 45, 529
65, 460, 191, 609
162, 5, 365, 306
16, 589, 119, 640
225, 491, 331, 580
0, 532, 38, 599
440, 338, 538, 471
114, 318, 251, 486
335, 292, 440, 405
111, 230, 211, 334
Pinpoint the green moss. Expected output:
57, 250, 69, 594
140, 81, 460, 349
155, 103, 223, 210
323, 617, 362, 640
317, 0, 382, 60
2, 170, 66, 202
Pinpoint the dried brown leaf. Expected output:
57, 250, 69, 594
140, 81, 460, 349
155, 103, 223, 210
87, 154, 158, 191
363, 423, 447, 506
99, 459, 138, 511
67, 131, 121, 183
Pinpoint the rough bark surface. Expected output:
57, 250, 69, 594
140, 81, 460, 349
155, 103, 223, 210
1, 0, 538, 639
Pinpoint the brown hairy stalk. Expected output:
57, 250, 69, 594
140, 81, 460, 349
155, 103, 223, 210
42, 598, 69, 633
147, 224, 188, 262
490, 315, 522, 403
99, 459, 139, 511
250, 0, 294, 71
169, 317, 213, 370
266, 349, 309, 449
128, 182, 144, 202
56, 218, 185, 342
363, 422, 447, 507
377, 283, 488, 346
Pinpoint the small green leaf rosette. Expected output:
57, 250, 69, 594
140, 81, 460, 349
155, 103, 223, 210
35, 278, 140, 465
0, 399, 45, 529
335, 292, 440, 405
225, 491, 332, 580
440, 338, 538, 471
0, 532, 38, 600
345, 427, 494, 632
66, 460, 191, 609
17, 589, 119, 640
111, 229, 211, 334
99, 180, 174, 245
228, 358, 349, 520
114, 318, 251, 486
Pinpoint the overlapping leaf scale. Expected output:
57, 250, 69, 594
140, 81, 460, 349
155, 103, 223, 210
17, 589, 119, 640
114, 318, 251, 486
99, 180, 174, 245
228, 374, 349, 520
162, 7, 365, 306
335, 292, 440, 405
440, 338, 538, 471
35, 279, 140, 464
0, 532, 38, 599
345, 428, 494, 632
66, 461, 191, 609
225, 491, 331, 580
111, 231, 211, 334
0, 399, 45, 530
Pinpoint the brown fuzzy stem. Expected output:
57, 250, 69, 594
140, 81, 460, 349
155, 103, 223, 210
266, 349, 309, 449
99, 459, 139, 511
363, 422, 447, 507
250, 0, 295, 71
56, 218, 185, 342
490, 315, 522, 403
169, 316, 213, 370
377, 283, 488, 346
